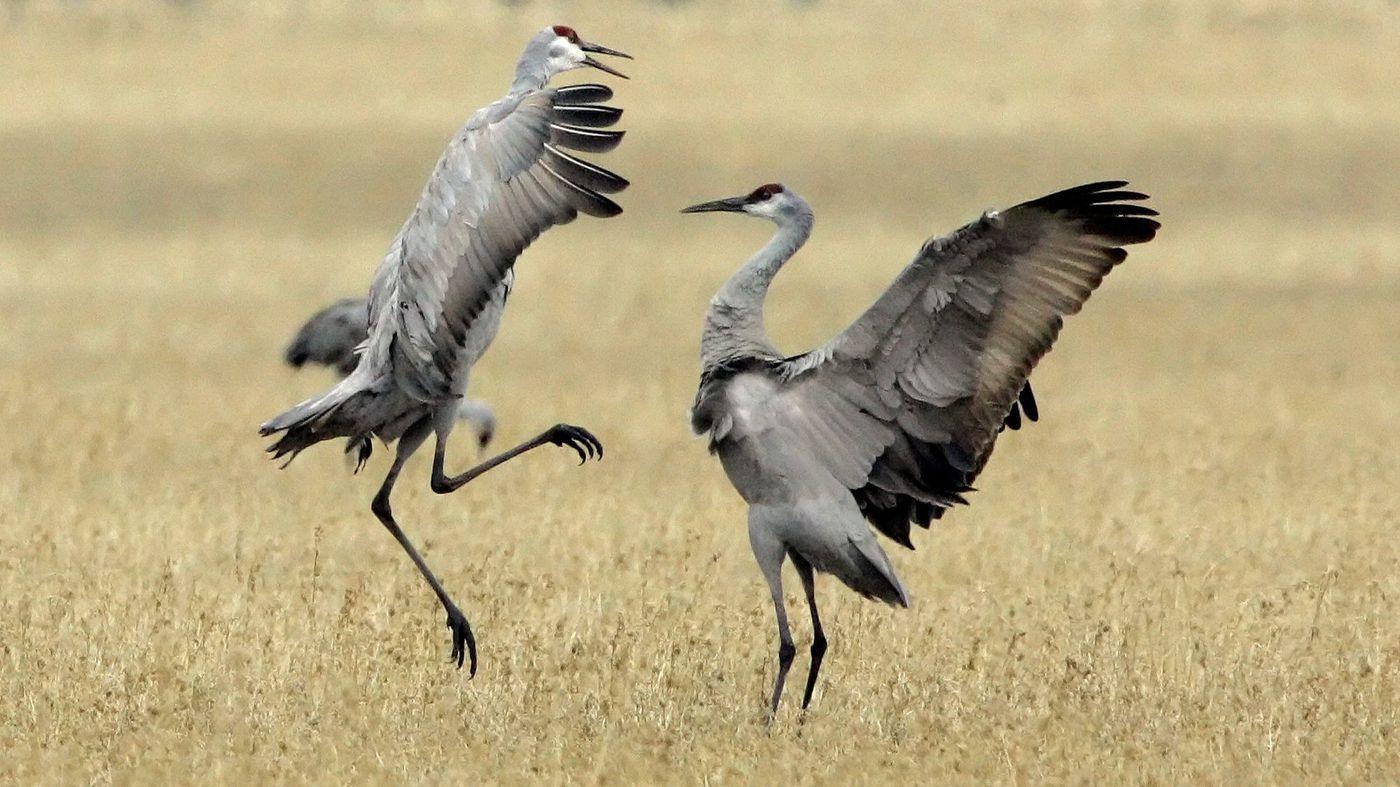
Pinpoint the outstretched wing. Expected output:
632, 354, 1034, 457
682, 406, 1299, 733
366, 83, 627, 401
780, 182, 1159, 547
284, 297, 369, 376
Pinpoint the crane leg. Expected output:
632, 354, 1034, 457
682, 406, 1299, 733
752, 528, 794, 719
791, 552, 827, 710
430, 423, 602, 495
370, 416, 477, 675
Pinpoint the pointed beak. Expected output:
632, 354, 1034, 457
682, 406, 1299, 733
580, 41, 632, 59
680, 196, 748, 214
580, 40, 631, 79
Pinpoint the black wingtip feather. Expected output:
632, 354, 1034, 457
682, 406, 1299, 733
1025, 180, 1128, 208
543, 144, 629, 194
540, 162, 623, 218
589, 198, 623, 218
1111, 204, 1160, 217
545, 85, 626, 219
1086, 217, 1160, 245
553, 83, 614, 105
1086, 190, 1149, 202
552, 104, 623, 128
1019, 383, 1039, 421
1003, 402, 1022, 430
1020, 180, 1160, 247
549, 123, 625, 154
1023, 180, 1148, 210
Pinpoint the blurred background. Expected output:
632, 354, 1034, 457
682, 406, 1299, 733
1, 1, 1397, 782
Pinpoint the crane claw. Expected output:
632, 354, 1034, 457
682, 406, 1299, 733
446, 606, 478, 676
546, 423, 604, 464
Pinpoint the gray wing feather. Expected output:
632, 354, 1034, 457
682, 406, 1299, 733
780, 182, 1159, 545
364, 86, 627, 402
776, 375, 895, 490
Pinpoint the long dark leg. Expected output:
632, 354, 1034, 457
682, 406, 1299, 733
767, 579, 796, 718
791, 553, 827, 710
752, 531, 794, 718
431, 423, 601, 495
370, 417, 477, 674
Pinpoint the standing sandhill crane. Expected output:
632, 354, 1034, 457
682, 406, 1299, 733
261, 26, 631, 674
683, 181, 1158, 714
284, 291, 504, 453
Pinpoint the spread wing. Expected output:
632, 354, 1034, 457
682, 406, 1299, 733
284, 297, 369, 376
365, 83, 627, 401
779, 181, 1159, 547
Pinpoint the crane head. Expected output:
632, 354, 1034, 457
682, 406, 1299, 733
681, 183, 801, 221
538, 25, 632, 80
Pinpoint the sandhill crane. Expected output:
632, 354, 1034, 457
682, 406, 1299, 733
284, 292, 503, 453
683, 180, 1158, 714
261, 25, 630, 674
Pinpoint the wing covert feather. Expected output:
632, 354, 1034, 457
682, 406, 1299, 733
365, 85, 628, 401
781, 181, 1158, 545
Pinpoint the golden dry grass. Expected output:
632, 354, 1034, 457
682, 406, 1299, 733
2, 1, 1398, 782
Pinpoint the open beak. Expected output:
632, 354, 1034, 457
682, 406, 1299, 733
580, 41, 632, 79
680, 196, 747, 214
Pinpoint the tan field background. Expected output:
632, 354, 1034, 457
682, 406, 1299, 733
2, 0, 1398, 782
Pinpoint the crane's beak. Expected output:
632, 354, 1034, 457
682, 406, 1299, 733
580, 41, 632, 79
680, 196, 748, 214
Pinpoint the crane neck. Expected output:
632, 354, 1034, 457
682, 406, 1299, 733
701, 207, 814, 370
510, 34, 559, 93
510, 66, 552, 94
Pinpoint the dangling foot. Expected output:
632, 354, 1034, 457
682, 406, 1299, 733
445, 603, 478, 676
546, 424, 604, 464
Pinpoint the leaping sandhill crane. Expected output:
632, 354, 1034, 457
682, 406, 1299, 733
683, 180, 1158, 714
284, 291, 503, 454
260, 25, 631, 674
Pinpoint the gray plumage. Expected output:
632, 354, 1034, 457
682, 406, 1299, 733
684, 180, 1159, 714
260, 26, 628, 674
284, 297, 366, 376
283, 289, 505, 449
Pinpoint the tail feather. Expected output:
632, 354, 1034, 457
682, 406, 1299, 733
343, 435, 373, 473
260, 378, 362, 466
843, 533, 911, 608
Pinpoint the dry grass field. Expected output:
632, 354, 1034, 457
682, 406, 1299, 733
2, 0, 1398, 782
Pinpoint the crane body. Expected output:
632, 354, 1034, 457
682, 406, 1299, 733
684, 181, 1159, 714
261, 26, 630, 673
283, 286, 508, 452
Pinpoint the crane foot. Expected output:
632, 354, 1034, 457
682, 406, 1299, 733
445, 604, 478, 677
546, 424, 604, 464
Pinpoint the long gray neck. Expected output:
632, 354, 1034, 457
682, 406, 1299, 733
701, 207, 814, 370
510, 62, 552, 93
510, 36, 556, 93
